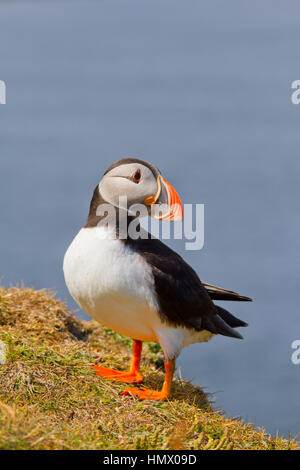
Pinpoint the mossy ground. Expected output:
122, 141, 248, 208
0, 287, 297, 450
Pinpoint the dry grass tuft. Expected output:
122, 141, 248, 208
0, 287, 298, 450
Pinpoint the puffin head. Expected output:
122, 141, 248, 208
97, 158, 183, 221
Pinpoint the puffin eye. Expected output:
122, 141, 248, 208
130, 169, 141, 183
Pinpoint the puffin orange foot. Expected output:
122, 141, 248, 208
120, 387, 168, 401
92, 366, 143, 384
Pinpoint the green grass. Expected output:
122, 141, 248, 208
0, 287, 298, 450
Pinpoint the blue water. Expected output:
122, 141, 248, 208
1, 0, 300, 438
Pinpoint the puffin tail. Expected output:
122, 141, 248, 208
200, 305, 248, 340
215, 305, 248, 329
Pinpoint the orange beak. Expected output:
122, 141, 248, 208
144, 175, 183, 221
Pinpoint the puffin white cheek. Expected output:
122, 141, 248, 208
139, 177, 158, 202
98, 178, 125, 208
128, 180, 153, 204
99, 177, 154, 210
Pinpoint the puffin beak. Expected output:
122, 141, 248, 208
144, 175, 183, 221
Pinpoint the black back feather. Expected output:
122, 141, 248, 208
124, 233, 249, 340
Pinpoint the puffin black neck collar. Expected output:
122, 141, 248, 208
84, 185, 136, 235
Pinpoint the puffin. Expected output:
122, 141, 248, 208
63, 158, 251, 400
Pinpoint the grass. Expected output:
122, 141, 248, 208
0, 286, 298, 450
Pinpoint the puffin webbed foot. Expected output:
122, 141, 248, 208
93, 339, 143, 384
92, 365, 143, 384
120, 359, 175, 401
120, 387, 169, 401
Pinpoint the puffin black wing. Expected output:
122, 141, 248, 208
202, 282, 252, 302
125, 235, 246, 339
